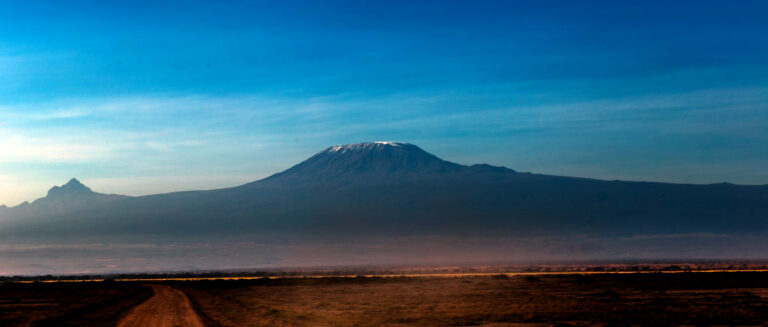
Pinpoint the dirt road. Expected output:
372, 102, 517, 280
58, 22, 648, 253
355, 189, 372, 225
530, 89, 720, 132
117, 285, 205, 327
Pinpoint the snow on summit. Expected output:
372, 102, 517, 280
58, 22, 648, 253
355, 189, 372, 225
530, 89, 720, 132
327, 141, 407, 153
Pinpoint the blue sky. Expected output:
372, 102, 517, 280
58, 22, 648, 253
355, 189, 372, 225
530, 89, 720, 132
1, 0, 767, 205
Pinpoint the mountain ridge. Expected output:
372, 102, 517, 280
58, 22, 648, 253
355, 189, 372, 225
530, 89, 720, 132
2, 142, 767, 242
45, 178, 94, 198
4, 141, 764, 208
1, 178, 127, 218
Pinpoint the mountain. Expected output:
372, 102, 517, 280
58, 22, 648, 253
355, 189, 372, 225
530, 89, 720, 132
2, 142, 768, 257
0, 178, 127, 221
277, 142, 466, 178
4, 142, 768, 235
47, 177, 93, 195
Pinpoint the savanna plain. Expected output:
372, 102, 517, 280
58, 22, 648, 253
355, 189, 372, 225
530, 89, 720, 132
3, 270, 768, 326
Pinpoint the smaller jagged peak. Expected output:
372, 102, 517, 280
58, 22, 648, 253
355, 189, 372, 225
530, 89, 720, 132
64, 178, 85, 187
47, 178, 94, 198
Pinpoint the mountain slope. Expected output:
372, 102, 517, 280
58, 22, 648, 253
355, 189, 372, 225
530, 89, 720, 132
2, 142, 768, 241
0, 178, 127, 221
274, 142, 466, 179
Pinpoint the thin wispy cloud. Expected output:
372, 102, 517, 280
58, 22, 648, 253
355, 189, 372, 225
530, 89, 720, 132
1, 80, 767, 206
0, 1, 767, 206
0, 131, 112, 163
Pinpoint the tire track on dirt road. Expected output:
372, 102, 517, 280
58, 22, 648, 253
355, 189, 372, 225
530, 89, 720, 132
117, 285, 205, 327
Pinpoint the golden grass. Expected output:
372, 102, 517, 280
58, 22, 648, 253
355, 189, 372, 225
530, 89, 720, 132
178, 272, 768, 326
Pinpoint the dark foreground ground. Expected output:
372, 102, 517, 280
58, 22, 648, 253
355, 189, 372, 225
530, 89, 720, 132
3, 272, 768, 326
0, 281, 152, 326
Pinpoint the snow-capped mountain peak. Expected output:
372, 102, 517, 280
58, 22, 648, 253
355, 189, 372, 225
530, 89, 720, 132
277, 142, 463, 179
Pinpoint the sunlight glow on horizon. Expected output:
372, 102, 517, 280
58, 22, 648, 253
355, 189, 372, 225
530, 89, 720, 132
1, 1, 767, 205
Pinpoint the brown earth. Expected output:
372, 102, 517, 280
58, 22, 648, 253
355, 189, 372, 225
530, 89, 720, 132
176, 272, 768, 326
5, 271, 768, 326
117, 285, 204, 327
0, 281, 151, 327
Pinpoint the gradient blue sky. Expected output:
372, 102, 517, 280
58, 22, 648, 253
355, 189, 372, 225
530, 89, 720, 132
1, 0, 767, 205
